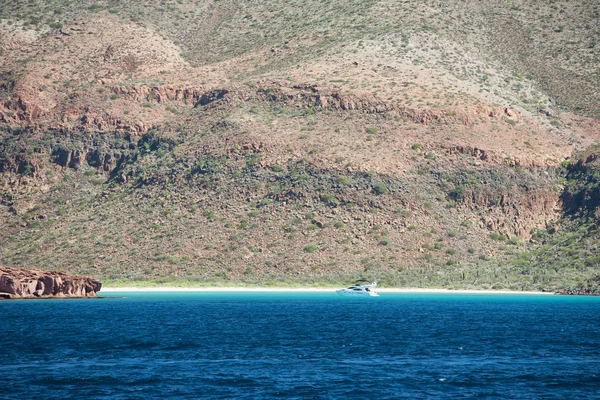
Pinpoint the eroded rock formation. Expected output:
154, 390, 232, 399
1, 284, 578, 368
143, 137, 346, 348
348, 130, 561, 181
0, 266, 101, 299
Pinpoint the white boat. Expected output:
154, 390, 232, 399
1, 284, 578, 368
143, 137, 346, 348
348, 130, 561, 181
336, 282, 379, 297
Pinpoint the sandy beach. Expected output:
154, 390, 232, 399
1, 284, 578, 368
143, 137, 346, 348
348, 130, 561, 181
99, 287, 553, 295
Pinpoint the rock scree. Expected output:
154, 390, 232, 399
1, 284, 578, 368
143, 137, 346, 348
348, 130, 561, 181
0, 266, 101, 299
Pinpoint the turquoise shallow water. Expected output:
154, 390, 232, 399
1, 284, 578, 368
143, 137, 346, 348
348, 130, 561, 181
2, 292, 600, 398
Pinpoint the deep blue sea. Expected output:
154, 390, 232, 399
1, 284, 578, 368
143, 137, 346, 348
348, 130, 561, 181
2, 292, 600, 399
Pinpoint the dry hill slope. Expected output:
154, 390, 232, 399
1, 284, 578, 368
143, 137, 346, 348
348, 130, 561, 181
0, 0, 599, 289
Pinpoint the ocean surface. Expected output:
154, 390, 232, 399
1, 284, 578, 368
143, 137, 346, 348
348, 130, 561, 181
2, 292, 600, 399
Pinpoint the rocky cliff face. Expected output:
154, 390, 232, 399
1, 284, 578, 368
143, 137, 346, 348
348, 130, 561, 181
0, 266, 101, 299
561, 147, 600, 220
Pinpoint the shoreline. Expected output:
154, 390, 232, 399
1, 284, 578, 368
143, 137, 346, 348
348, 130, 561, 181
99, 287, 553, 295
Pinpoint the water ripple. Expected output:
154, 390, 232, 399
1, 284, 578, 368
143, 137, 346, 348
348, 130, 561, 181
1, 292, 600, 398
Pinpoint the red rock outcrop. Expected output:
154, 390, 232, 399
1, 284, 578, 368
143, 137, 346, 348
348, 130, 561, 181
0, 266, 102, 299
108, 84, 207, 105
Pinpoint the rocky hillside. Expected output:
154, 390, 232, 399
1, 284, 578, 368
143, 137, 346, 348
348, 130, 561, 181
0, 0, 599, 290
508, 146, 600, 292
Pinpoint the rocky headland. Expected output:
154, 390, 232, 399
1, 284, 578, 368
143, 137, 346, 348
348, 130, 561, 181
0, 266, 102, 299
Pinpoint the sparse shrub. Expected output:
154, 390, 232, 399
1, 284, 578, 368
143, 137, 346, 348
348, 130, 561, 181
246, 154, 263, 166
320, 193, 338, 205
258, 198, 269, 207
449, 185, 465, 200
447, 231, 457, 238
373, 183, 388, 195
304, 244, 318, 253
248, 210, 259, 217
202, 210, 215, 220
446, 249, 457, 255
411, 143, 422, 150
584, 256, 600, 267
22, 165, 34, 176
489, 233, 507, 241
379, 237, 390, 246
334, 221, 344, 228
156, 148, 167, 157
365, 127, 377, 134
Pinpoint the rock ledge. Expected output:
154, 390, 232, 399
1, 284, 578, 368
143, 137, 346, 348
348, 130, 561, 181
0, 266, 101, 299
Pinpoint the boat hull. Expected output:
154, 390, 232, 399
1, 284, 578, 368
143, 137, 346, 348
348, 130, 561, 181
336, 290, 379, 297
